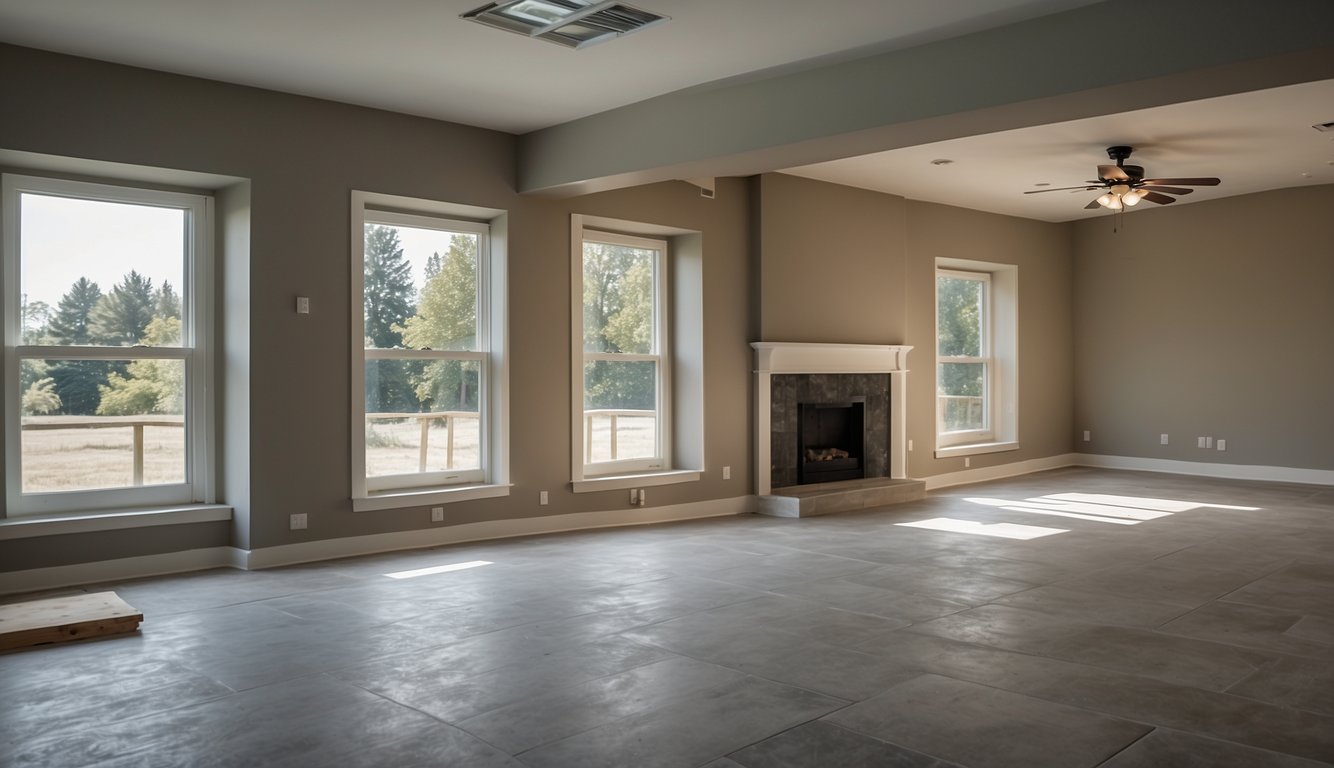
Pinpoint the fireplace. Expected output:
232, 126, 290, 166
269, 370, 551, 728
753, 342, 911, 496
798, 400, 865, 484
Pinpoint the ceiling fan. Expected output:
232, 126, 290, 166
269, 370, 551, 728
1026, 146, 1220, 210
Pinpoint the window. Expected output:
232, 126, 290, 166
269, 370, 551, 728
935, 260, 1018, 456
3, 174, 212, 516
578, 230, 669, 476
351, 193, 508, 509
936, 269, 991, 444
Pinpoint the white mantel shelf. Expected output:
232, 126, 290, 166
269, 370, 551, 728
753, 342, 913, 497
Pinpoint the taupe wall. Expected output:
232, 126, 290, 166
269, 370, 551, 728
1073, 185, 1334, 470
756, 173, 908, 344
755, 174, 1077, 479
0, 44, 752, 571
905, 200, 1075, 477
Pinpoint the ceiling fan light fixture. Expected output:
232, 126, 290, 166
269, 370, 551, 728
1096, 193, 1121, 210
1122, 189, 1145, 206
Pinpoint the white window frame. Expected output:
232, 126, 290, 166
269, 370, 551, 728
350, 192, 509, 510
935, 268, 993, 447
574, 228, 671, 478
2, 174, 213, 517
934, 259, 1019, 458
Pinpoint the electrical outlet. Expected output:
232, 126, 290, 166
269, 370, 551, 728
289, 513, 307, 530
722, 466, 731, 480
1160, 433, 1169, 445
1197, 437, 1207, 448
964, 457, 971, 468
630, 489, 639, 505
1216, 439, 1226, 451
295, 296, 310, 314
539, 490, 549, 505
1082, 430, 1091, 442
431, 506, 444, 522
908, 439, 914, 451
638, 488, 646, 506
1206, 436, 1214, 449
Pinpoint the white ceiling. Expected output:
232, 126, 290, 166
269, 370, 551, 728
0, 0, 1101, 134
783, 79, 1334, 222
1, 0, 1330, 220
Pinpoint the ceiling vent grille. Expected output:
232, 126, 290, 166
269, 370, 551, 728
461, 0, 669, 49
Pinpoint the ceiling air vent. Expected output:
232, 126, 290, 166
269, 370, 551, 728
1313, 121, 1334, 133
461, 0, 669, 49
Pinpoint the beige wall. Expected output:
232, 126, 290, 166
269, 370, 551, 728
1073, 185, 1334, 469
756, 173, 908, 344
755, 174, 1077, 480
0, 45, 753, 572
905, 200, 1075, 477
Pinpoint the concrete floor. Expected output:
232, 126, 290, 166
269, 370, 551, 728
4, 467, 1334, 767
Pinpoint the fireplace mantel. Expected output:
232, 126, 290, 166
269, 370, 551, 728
752, 342, 912, 496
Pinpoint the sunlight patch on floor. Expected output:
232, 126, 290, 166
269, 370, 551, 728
383, 560, 493, 579
1042, 492, 1261, 513
895, 517, 1068, 540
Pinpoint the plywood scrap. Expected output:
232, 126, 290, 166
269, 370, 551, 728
0, 591, 142, 651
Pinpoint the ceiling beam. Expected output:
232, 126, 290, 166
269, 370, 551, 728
517, 0, 1334, 196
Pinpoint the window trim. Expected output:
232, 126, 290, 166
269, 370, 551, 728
573, 227, 672, 479
3, 174, 213, 518
934, 258, 1018, 457
350, 191, 508, 509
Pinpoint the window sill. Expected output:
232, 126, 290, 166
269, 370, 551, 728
353, 483, 512, 512
935, 441, 1019, 459
571, 469, 701, 494
0, 504, 232, 541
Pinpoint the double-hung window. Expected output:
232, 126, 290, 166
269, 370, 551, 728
936, 268, 992, 446
3, 174, 212, 516
351, 192, 508, 509
578, 230, 669, 476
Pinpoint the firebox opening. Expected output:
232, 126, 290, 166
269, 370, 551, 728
798, 399, 865, 485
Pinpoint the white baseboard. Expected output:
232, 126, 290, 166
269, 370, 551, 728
0, 546, 246, 596
235, 495, 755, 570
924, 453, 1080, 491
1075, 453, 1334, 486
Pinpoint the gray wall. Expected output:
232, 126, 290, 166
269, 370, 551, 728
0, 44, 752, 571
1073, 185, 1334, 469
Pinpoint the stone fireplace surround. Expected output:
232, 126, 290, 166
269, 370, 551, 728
752, 344, 917, 520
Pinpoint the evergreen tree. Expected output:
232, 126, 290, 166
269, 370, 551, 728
581, 242, 656, 411
155, 281, 181, 322
21, 297, 52, 345
363, 225, 415, 349
48, 278, 102, 344
90, 271, 156, 345
96, 318, 184, 416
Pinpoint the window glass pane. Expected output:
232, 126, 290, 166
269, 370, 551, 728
21, 358, 185, 492
365, 223, 477, 352
938, 362, 986, 432
937, 276, 983, 357
20, 193, 186, 347
582, 241, 655, 354
583, 360, 657, 463
365, 358, 480, 477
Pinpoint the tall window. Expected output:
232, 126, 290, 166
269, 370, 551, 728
580, 230, 669, 475
351, 193, 508, 508
936, 269, 992, 445
3, 174, 212, 516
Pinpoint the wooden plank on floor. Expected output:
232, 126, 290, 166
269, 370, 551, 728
0, 591, 142, 651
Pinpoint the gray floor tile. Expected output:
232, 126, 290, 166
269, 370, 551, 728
773, 578, 972, 623
1098, 728, 1332, 768
518, 676, 845, 768
1228, 654, 1334, 716
992, 584, 1190, 628
1220, 562, 1334, 616
455, 656, 743, 753
826, 673, 1150, 768
730, 720, 961, 767
907, 604, 1274, 690
1160, 601, 1334, 659
844, 562, 1037, 605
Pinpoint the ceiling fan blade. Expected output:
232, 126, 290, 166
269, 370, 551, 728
1023, 186, 1100, 194
1085, 198, 1102, 210
1098, 164, 1130, 181
1139, 185, 1193, 195
1141, 191, 1177, 205
1140, 177, 1220, 186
